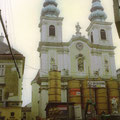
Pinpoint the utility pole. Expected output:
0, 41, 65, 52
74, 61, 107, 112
0, 10, 21, 78
85, 67, 96, 120
88, 67, 92, 103
88, 67, 93, 119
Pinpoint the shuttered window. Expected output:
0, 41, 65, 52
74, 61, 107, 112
49, 25, 55, 36
100, 29, 106, 40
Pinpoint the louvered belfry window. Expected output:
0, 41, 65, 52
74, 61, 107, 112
100, 29, 106, 40
49, 25, 55, 36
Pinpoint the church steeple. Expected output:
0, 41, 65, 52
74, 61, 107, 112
39, 0, 63, 43
89, 0, 107, 22
87, 0, 113, 46
41, 0, 60, 17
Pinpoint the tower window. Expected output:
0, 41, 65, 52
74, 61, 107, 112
49, 25, 55, 36
78, 54, 84, 72
100, 29, 106, 40
91, 32, 94, 43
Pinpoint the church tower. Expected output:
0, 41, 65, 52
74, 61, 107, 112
87, 0, 117, 78
39, 0, 63, 43
87, 0, 113, 46
36, 0, 68, 118
38, 0, 67, 77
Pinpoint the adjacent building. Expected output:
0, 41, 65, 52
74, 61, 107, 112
113, 0, 120, 38
31, 0, 119, 119
0, 34, 25, 120
22, 103, 32, 120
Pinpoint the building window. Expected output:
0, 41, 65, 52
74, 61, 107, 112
78, 55, 84, 72
91, 32, 94, 43
100, 29, 106, 40
0, 89, 2, 101
49, 25, 55, 36
11, 112, 15, 117
0, 65, 5, 77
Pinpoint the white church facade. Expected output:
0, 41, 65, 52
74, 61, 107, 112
31, 0, 118, 119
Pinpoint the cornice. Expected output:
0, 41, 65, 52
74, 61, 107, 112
86, 21, 113, 32
38, 36, 115, 52
36, 76, 72, 84
35, 76, 118, 85
39, 16, 64, 27
40, 16, 64, 21
91, 49, 115, 55
70, 36, 116, 50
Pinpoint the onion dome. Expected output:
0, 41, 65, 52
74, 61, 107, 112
89, 0, 107, 22
41, 0, 60, 17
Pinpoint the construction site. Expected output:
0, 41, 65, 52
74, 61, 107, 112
40, 65, 120, 120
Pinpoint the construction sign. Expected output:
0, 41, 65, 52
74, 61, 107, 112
87, 81, 106, 88
69, 89, 81, 96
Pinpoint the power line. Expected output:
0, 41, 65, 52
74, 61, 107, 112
25, 64, 39, 70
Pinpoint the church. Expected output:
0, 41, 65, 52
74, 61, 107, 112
31, 0, 119, 120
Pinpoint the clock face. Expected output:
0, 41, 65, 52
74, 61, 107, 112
76, 42, 83, 50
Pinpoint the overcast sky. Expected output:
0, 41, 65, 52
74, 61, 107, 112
0, 0, 120, 106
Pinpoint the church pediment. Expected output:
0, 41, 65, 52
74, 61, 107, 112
69, 36, 116, 50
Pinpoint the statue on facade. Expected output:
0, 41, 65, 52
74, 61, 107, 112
50, 57, 55, 70
111, 97, 118, 114
75, 22, 81, 36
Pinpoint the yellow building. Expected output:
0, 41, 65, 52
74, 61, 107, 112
0, 35, 25, 120
22, 103, 32, 120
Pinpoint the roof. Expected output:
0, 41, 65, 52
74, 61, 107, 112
25, 103, 32, 107
31, 70, 40, 85
0, 41, 24, 60
22, 103, 32, 112
116, 68, 120, 73
0, 41, 21, 54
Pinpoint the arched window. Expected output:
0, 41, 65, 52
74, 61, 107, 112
78, 55, 84, 72
91, 32, 94, 43
100, 29, 106, 40
49, 25, 55, 36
